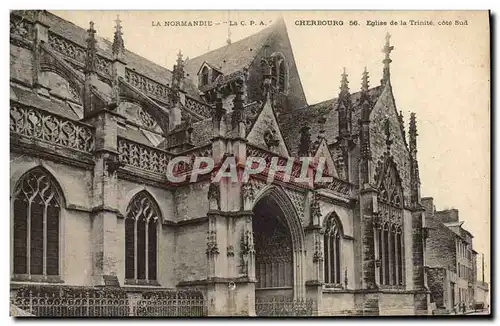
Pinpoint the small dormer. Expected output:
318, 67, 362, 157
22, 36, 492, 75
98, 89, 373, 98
197, 62, 222, 89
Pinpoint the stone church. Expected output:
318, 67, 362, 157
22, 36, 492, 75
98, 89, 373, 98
10, 10, 430, 316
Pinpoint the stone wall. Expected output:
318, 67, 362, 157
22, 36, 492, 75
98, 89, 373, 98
174, 181, 210, 221
320, 291, 355, 315
369, 84, 411, 204
427, 267, 446, 309
174, 222, 209, 283
378, 292, 415, 315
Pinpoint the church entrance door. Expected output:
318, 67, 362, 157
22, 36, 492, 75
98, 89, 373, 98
253, 196, 294, 301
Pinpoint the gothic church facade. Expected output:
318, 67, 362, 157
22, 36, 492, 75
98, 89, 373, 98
9, 10, 430, 315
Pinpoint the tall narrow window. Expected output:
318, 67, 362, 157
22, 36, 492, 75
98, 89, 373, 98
271, 62, 277, 88
323, 213, 342, 285
278, 60, 286, 92
375, 159, 405, 287
13, 168, 61, 278
125, 191, 160, 283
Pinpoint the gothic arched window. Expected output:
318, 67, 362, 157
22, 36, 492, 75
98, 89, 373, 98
375, 159, 404, 287
12, 168, 61, 278
200, 66, 209, 86
323, 213, 342, 285
125, 191, 160, 283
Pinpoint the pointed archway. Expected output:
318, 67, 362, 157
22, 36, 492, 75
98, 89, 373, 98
252, 186, 305, 301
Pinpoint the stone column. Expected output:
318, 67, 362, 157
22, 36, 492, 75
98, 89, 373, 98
354, 186, 379, 315
85, 108, 125, 286
412, 206, 429, 315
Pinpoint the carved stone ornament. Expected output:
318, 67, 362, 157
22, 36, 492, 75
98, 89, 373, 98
263, 129, 280, 149
227, 245, 235, 257
310, 192, 322, 225
241, 182, 255, 210
207, 182, 220, 210
206, 230, 219, 256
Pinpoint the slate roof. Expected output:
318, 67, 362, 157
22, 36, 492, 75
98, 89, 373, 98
184, 21, 278, 85
10, 84, 81, 120
190, 118, 214, 147
278, 86, 382, 156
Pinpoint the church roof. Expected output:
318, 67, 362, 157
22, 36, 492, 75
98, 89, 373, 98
42, 11, 202, 101
279, 86, 382, 156
184, 21, 278, 83
10, 84, 81, 120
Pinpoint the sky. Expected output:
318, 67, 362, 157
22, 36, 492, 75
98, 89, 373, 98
52, 10, 490, 282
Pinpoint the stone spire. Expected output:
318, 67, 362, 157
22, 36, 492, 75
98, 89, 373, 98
339, 67, 350, 98
337, 67, 352, 138
359, 68, 372, 163
409, 112, 421, 205
112, 15, 125, 60
361, 66, 370, 92
172, 50, 185, 89
171, 50, 185, 104
381, 33, 394, 87
409, 112, 418, 154
398, 110, 406, 146
337, 68, 353, 181
84, 21, 97, 74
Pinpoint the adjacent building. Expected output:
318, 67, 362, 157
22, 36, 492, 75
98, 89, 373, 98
423, 197, 478, 313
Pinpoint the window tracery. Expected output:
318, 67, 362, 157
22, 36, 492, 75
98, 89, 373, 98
125, 191, 160, 283
375, 159, 404, 287
323, 213, 342, 286
13, 168, 61, 278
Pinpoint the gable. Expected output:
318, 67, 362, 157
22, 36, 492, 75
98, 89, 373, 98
246, 98, 289, 157
313, 139, 339, 178
369, 84, 411, 204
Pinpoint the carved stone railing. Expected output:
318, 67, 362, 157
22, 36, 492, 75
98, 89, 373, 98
316, 177, 354, 197
172, 144, 213, 175
47, 31, 112, 77
10, 102, 95, 153
118, 137, 172, 175
246, 145, 303, 180
184, 96, 211, 119
125, 68, 172, 104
